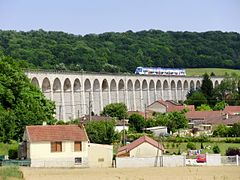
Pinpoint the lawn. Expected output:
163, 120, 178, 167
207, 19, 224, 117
164, 142, 240, 155
0, 166, 23, 180
186, 68, 240, 77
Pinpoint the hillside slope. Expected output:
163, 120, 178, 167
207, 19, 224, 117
0, 29, 240, 73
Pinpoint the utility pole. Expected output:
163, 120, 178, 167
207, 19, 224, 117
59, 105, 62, 120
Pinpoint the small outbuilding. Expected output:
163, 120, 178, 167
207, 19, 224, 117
117, 135, 164, 158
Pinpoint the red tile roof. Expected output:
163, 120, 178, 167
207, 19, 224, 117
117, 135, 164, 156
186, 111, 240, 125
148, 99, 195, 112
26, 125, 89, 142
224, 106, 240, 115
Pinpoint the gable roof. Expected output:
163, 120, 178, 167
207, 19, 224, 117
26, 125, 89, 142
186, 111, 240, 125
117, 135, 164, 156
224, 106, 240, 115
148, 99, 195, 112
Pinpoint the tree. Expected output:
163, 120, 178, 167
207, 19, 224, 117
101, 103, 128, 120
196, 104, 212, 111
185, 91, 208, 107
85, 120, 119, 144
213, 101, 228, 110
152, 111, 188, 133
213, 124, 230, 137
201, 73, 214, 104
0, 55, 56, 142
166, 112, 188, 133
229, 123, 240, 137
128, 113, 145, 133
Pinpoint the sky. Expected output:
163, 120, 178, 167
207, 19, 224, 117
0, 0, 240, 35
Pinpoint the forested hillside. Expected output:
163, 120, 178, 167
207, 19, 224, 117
0, 29, 239, 73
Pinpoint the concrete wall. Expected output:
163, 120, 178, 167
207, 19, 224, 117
130, 142, 163, 157
206, 154, 221, 166
88, 143, 113, 168
116, 155, 185, 168
29, 141, 88, 167
163, 155, 186, 167
26, 70, 224, 121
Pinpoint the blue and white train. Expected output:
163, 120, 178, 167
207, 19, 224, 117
135, 67, 186, 76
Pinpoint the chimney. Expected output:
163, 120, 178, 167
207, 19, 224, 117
225, 113, 229, 120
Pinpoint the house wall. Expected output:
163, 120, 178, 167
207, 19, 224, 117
148, 102, 167, 113
29, 141, 88, 167
130, 142, 162, 157
88, 143, 113, 168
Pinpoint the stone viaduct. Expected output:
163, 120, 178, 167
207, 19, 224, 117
25, 70, 224, 121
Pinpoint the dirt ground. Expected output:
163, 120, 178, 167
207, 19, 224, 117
21, 166, 240, 180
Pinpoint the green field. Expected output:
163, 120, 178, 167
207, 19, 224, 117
164, 142, 240, 156
186, 68, 240, 76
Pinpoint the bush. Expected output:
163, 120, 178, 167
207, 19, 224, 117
8, 148, 18, 159
212, 145, 220, 154
225, 147, 240, 156
186, 142, 196, 150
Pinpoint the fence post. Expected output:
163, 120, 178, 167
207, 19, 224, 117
236, 155, 239, 166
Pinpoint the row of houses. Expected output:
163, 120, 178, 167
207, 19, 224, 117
20, 124, 165, 168
144, 99, 240, 135
19, 99, 240, 168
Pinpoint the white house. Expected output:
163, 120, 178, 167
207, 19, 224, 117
145, 126, 168, 136
22, 124, 89, 167
22, 124, 114, 168
117, 135, 164, 158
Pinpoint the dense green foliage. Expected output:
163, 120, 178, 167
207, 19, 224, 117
101, 103, 128, 120
128, 113, 146, 133
212, 145, 221, 154
213, 123, 240, 137
146, 111, 188, 133
0, 55, 56, 142
186, 73, 240, 107
85, 120, 119, 144
0, 30, 240, 72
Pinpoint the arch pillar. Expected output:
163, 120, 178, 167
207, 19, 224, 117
100, 89, 103, 112
71, 86, 76, 119
133, 89, 136, 111
61, 89, 66, 121
82, 88, 86, 115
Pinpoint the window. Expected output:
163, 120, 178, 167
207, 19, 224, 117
75, 157, 82, 164
74, 141, 82, 152
51, 142, 62, 152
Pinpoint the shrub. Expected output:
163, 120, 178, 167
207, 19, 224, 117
225, 147, 240, 156
8, 148, 18, 159
212, 145, 220, 154
186, 142, 196, 150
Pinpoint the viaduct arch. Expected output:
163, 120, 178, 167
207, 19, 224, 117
26, 70, 223, 121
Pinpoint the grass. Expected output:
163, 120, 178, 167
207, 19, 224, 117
164, 142, 240, 156
186, 68, 240, 76
0, 142, 18, 156
0, 166, 23, 180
